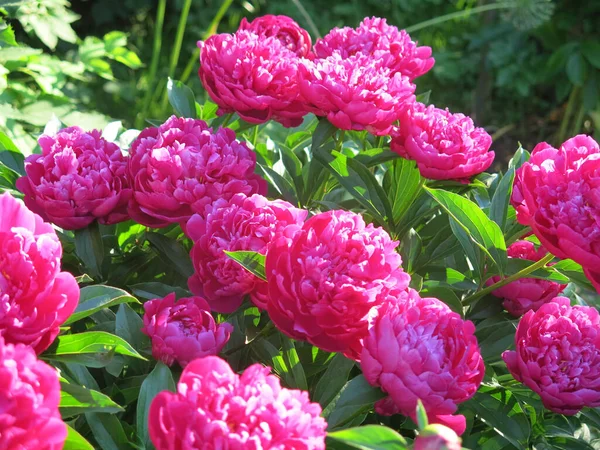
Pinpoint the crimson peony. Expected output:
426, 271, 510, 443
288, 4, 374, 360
239, 14, 312, 58
148, 356, 326, 449
16, 126, 131, 230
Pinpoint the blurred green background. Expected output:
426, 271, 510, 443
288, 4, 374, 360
2, 0, 599, 168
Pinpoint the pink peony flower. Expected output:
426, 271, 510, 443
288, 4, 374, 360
0, 193, 79, 354
186, 193, 307, 313
239, 14, 313, 58
16, 126, 131, 230
511, 135, 600, 291
265, 209, 410, 360
314, 17, 434, 80
127, 116, 266, 227
0, 337, 66, 449
141, 293, 233, 368
199, 30, 310, 127
488, 240, 566, 316
361, 289, 484, 435
148, 356, 327, 449
503, 297, 600, 415
391, 103, 494, 181
414, 424, 462, 450
298, 53, 415, 135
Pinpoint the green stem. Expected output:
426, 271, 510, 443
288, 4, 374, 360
405, 2, 515, 33
161, 0, 193, 111
136, 0, 167, 129
290, 0, 321, 38
463, 252, 555, 305
571, 103, 586, 137
251, 125, 260, 148
558, 86, 580, 144
505, 227, 532, 246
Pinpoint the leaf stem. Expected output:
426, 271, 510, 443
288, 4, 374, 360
463, 252, 555, 304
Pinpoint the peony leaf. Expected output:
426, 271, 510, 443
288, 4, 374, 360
115, 303, 150, 356
278, 145, 304, 205
64, 424, 94, 450
508, 145, 530, 170
224, 250, 266, 281
137, 362, 176, 449
60, 381, 124, 418
415, 399, 429, 429
146, 232, 194, 279
281, 336, 308, 391
166, 77, 197, 118
0, 130, 24, 175
74, 222, 105, 280
85, 412, 131, 450
327, 425, 408, 449
566, 53, 588, 87
383, 157, 424, 228
582, 41, 600, 70
489, 167, 515, 231
313, 353, 355, 408
129, 282, 191, 300
64, 285, 139, 325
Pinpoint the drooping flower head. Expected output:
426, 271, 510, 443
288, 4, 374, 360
141, 293, 233, 368
391, 103, 494, 181
503, 297, 600, 415
266, 209, 410, 360
511, 135, 600, 291
314, 16, 434, 80
186, 193, 307, 313
199, 30, 310, 127
361, 289, 484, 435
299, 53, 415, 136
0, 193, 79, 354
148, 356, 327, 449
488, 240, 566, 316
127, 116, 266, 227
0, 337, 66, 450
16, 126, 131, 230
239, 14, 313, 58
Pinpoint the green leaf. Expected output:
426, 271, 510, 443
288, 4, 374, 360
0, 161, 19, 189
85, 412, 130, 450
0, 21, 17, 47
65, 285, 139, 325
416, 90, 431, 104
0, 130, 24, 174
582, 41, 600, 69
313, 353, 355, 408
324, 375, 386, 430
252, 338, 296, 388
64, 424, 94, 450
311, 118, 337, 152
224, 250, 266, 281
327, 425, 408, 450
129, 282, 190, 300
508, 145, 530, 170
383, 158, 424, 227
281, 336, 308, 391
415, 399, 428, 429
43, 332, 146, 367
137, 362, 176, 449
420, 285, 464, 317
74, 222, 104, 279
552, 259, 596, 291
279, 145, 304, 203
115, 303, 149, 354
566, 53, 588, 86
489, 168, 515, 231
426, 187, 507, 276
166, 78, 197, 118
146, 232, 194, 278
60, 381, 123, 418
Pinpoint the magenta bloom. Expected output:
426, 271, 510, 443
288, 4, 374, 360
488, 240, 566, 316
16, 126, 131, 230
266, 210, 410, 360
127, 116, 266, 227
314, 17, 434, 80
141, 293, 233, 368
299, 53, 415, 135
414, 424, 462, 450
362, 289, 484, 435
239, 14, 312, 58
199, 30, 310, 127
511, 135, 600, 291
0, 337, 66, 449
186, 194, 307, 313
503, 297, 600, 415
0, 193, 79, 354
391, 103, 494, 181
148, 356, 327, 449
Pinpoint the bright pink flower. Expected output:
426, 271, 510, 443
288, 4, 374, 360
362, 289, 484, 435
266, 210, 409, 360
503, 297, 600, 415
0, 337, 66, 450
511, 135, 600, 291
186, 194, 307, 313
141, 293, 233, 368
239, 15, 312, 58
0, 193, 79, 354
391, 103, 494, 181
488, 241, 566, 316
148, 356, 327, 449
127, 116, 266, 227
414, 424, 462, 450
16, 126, 131, 230
314, 17, 434, 80
199, 31, 310, 127
299, 53, 415, 135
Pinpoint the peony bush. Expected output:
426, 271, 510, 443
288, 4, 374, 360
0, 12, 599, 450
